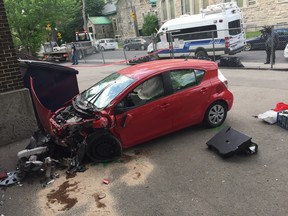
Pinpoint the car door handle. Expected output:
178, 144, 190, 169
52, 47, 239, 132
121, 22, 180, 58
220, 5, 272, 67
200, 87, 207, 94
160, 103, 170, 109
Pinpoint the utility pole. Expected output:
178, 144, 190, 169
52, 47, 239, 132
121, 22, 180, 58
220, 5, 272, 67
130, 1, 139, 37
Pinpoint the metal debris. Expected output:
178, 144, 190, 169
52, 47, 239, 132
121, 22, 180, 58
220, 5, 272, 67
0, 171, 24, 186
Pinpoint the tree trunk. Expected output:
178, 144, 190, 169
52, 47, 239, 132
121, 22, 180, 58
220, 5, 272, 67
82, 0, 87, 31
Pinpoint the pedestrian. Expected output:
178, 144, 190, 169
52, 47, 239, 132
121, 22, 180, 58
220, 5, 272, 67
71, 42, 78, 65
261, 26, 279, 64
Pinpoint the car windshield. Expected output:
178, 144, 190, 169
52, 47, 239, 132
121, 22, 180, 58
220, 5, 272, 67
79, 73, 135, 110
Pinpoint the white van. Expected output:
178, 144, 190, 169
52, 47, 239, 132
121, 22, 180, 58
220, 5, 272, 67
147, 2, 245, 59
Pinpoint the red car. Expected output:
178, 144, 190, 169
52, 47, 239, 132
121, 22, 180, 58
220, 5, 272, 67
46, 59, 233, 162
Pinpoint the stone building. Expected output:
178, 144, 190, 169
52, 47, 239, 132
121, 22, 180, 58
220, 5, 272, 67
156, 0, 288, 30
101, 0, 158, 39
100, 0, 288, 39
0, 0, 36, 146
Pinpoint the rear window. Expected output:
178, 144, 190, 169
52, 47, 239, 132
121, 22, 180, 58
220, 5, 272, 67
108, 39, 116, 42
228, 20, 241, 35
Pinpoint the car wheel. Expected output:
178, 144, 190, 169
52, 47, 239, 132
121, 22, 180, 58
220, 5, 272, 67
195, 50, 208, 59
244, 43, 252, 51
125, 46, 130, 51
86, 133, 122, 162
204, 101, 227, 128
140, 45, 145, 50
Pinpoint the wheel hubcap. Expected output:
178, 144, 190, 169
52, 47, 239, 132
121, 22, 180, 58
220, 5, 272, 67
208, 105, 224, 125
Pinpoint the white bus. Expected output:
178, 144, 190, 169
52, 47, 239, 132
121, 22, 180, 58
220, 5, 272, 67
147, 1, 245, 59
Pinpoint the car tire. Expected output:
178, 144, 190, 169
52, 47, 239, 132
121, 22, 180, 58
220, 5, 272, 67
204, 101, 227, 128
125, 46, 130, 51
86, 133, 122, 162
244, 43, 252, 51
195, 50, 208, 59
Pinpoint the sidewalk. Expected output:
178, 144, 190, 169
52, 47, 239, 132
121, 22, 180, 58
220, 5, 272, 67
240, 61, 288, 71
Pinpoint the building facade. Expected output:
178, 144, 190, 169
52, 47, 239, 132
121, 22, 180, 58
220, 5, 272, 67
101, 0, 288, 39
157, 0, 288, 30
0, 0, 37, 146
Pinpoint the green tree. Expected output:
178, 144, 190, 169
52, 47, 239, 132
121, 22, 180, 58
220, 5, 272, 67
142, 14, 159, 36
4, 0, 80, 56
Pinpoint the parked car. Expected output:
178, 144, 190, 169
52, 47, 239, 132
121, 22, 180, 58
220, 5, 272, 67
284, 43, 288, 58
97, 38, 118, 51
44, 59, 233, 162
245, 28, 288, 51
123, 38, 149, 51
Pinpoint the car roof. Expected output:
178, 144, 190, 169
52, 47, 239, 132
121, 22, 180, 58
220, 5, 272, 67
118, 59, 218, 80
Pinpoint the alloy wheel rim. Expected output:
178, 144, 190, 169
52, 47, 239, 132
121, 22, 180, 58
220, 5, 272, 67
208, 104, 224, 125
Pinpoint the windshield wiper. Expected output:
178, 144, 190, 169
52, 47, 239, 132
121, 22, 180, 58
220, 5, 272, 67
85, 82, 114, 110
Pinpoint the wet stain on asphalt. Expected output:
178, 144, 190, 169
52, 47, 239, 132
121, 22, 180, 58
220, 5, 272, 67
92, 193, 106, 208
66, 172, 77, 179
46, 180, 78, 211
133, 172, 141, 179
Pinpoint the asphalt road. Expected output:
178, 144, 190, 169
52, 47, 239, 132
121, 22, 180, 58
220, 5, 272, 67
1, 64, 288, 216
81, 49, 288, 65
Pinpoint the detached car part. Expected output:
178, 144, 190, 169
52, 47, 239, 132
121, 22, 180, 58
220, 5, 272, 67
206, 126, 258, 158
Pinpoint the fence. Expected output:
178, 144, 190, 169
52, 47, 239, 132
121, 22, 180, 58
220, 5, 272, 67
75, 24, 288, 69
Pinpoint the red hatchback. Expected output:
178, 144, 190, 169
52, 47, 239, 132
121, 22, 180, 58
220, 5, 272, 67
49, 59, 233, 162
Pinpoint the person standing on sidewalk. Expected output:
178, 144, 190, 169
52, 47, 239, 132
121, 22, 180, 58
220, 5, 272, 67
262, 26, 279, 64
71, 42, 78, 65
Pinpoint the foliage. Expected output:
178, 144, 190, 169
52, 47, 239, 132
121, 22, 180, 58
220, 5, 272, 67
4, 0, 105, 56
86, 0, 105, 16
142, 14, 159, 36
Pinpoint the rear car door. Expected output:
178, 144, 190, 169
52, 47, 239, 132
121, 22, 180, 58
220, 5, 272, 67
113, 74, 173, 148
164, 69, 212, 129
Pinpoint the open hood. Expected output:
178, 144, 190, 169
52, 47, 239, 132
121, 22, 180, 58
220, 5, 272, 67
20, 60, 79, 131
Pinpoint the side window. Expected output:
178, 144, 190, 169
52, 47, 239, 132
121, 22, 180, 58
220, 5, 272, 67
118, 75, 164, 108
195, 70, 205, 83
170, 69, 205, 92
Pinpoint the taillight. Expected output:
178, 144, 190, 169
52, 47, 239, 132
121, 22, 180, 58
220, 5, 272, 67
225, 37, 230, 48
223, 80, 228, 88
44, 55, 49, 59
63, 53, 68, 57
218, 69, 228, 88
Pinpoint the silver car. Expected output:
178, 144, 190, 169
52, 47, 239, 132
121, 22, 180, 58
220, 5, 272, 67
97, 38, 118, 51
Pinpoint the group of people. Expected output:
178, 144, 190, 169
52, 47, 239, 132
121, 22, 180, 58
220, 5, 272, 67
260, 25, 280, 65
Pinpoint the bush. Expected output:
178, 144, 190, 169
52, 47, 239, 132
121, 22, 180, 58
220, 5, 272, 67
142, 14, 159, 36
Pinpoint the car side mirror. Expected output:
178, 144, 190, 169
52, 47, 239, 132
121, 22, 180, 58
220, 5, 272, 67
114, 106, 127, 115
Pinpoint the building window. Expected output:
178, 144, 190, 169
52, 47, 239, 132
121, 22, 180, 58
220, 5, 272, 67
113, 19, 118, 31
169, 0, 175, 19
247, 0, 256, 5
162, 0, 168, 20
193, 0, 200, 14
225, 0, 244, 7
183, 0, 191, 14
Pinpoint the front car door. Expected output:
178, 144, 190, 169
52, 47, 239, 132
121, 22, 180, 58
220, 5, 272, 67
112, 74, 173, 148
